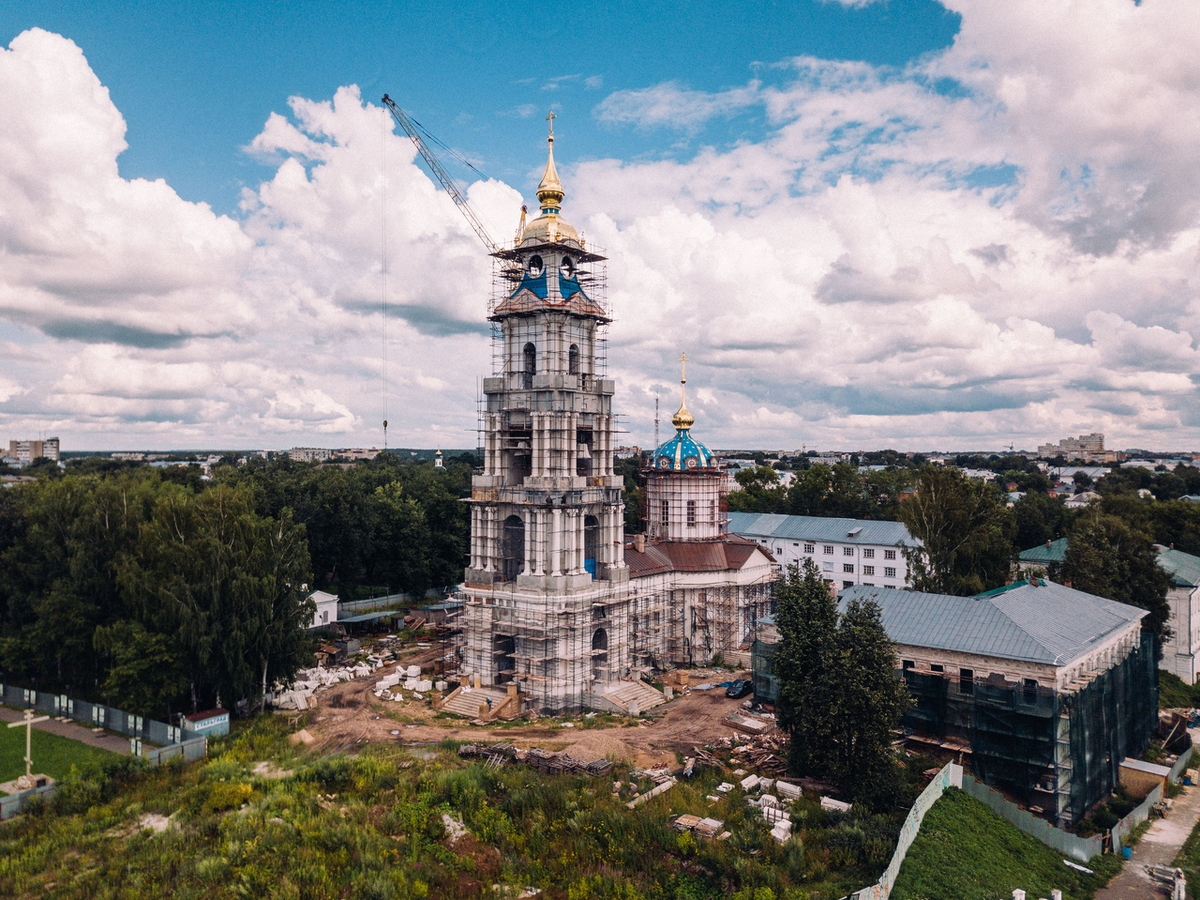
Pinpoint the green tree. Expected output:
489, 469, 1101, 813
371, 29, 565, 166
829, 597, 910, 807
121, 485, 313, 712
774, 560, 910, 809
727, 465, 787, 513
0, 472, 159, 695
1063, 510, 1171, 653
93, 620, 188, 718
773, 560, 840, 776
1013, 490, 1069, 552
899, 466, 1015, 595
368, 482, 432, 595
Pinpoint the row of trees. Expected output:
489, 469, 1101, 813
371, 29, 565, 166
0, 454, 475, 719
0, 473, 311, 718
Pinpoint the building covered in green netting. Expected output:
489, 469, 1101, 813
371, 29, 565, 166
754, 579, 1157, 825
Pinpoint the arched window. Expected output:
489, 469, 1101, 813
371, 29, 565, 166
584, 514, 599, 577
568, 344, 579, 375
592, 628, 608, 680
522, 342, 536, 388
502, 515, 525, 582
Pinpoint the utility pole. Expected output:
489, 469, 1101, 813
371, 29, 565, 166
8, 708, 50, 780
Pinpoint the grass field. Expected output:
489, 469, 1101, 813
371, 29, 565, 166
0, 724, 118, 785
890, 788, 1121, 900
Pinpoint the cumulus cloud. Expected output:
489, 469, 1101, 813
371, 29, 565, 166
3, 5, 1200, 452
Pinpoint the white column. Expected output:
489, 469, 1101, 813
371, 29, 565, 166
550, 507, 562, 576
522, 511, 533, 577
532, 510, 545, 576
568, 510, 581, 574
469, 507, 481, 569
566, 412, 578, 476
483, 508, 496, 573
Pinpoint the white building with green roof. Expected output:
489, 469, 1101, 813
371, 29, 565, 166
1157, 545, 1200, 685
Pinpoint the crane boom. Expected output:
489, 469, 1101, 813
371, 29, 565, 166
381, 94, 498, 254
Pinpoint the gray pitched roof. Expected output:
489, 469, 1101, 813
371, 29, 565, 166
727, 511, 919, 548
838, 581, 1146, 667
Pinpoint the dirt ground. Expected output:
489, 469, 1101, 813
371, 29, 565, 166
301, 646, 763, 769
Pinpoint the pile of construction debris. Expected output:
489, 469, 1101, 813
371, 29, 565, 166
693, 731, 788, 776
372, 665, 441, 703
269, 652, 398, 711
457, 742, 614, 778
672, 814, 728, 840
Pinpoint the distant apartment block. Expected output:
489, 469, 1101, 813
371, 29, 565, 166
287, 447, 332, 463
8, 438, 60, 462
1036, 433, 1116, 463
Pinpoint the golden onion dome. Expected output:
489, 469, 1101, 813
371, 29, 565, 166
672, 353, 695, 429
519, 111, 580, 246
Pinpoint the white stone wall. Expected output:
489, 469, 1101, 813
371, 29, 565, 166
762, 538, 910, 589
1164, 584, 1200, 685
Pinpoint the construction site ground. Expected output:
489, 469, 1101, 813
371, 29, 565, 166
300, 645, 765, 769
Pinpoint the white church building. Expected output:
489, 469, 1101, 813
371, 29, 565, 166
453, 125, 775, 714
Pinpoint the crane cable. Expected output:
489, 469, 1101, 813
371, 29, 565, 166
380, 107, 389, 452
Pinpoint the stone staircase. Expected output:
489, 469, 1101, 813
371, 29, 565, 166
439, 686, 509, 719
601, 680, 667, 715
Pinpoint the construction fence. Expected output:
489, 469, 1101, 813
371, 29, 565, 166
850, 761, 963, 900
959, 774, 1103, 862
1, 683, 210, 820
0, 683, 190, 746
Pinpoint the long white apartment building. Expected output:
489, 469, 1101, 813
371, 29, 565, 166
727, 511, 919, 590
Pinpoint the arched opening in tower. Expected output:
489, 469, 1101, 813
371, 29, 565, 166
493, 634, 515, 684
502, 514, 525, 582
591, 627, 609, 681
568, 343, 579, 376
522, 342, 536, 389
584, 514, 599, 578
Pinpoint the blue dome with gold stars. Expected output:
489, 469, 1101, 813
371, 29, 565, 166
650, 354, 715, 471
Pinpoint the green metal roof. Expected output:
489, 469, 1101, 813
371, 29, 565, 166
1018, 537, 1068, 564
1156, 545, 1200, 588
839, 581, 1146, 667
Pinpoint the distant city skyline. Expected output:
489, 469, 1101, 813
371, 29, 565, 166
1, 1, 1199, 452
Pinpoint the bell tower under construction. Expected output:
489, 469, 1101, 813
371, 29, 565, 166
458, 119, 630, 712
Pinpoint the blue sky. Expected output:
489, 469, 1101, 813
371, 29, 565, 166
1, 1, 1199, 453
0, 1, 959, 210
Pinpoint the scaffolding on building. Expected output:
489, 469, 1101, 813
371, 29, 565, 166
899, 631, 1158, 825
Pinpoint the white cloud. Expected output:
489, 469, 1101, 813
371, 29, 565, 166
3, 8, 1200, 452
595, 80, 762, 132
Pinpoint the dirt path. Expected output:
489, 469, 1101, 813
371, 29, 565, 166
303, 662, 762, 768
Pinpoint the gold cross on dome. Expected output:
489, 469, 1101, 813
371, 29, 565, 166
546, 110, 557, 137
680, 352, 688, 385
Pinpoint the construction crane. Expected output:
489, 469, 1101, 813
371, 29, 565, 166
381, 94, 498, 254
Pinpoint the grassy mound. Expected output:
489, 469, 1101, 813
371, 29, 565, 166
890, 788, 1120, 900
0, 716, 907, 899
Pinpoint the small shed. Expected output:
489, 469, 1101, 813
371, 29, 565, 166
1119, 757, 1171, 799
183, 708, 230, 738
308, 590, 339, 629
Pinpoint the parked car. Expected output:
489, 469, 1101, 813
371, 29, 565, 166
725, 679, 753, 699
